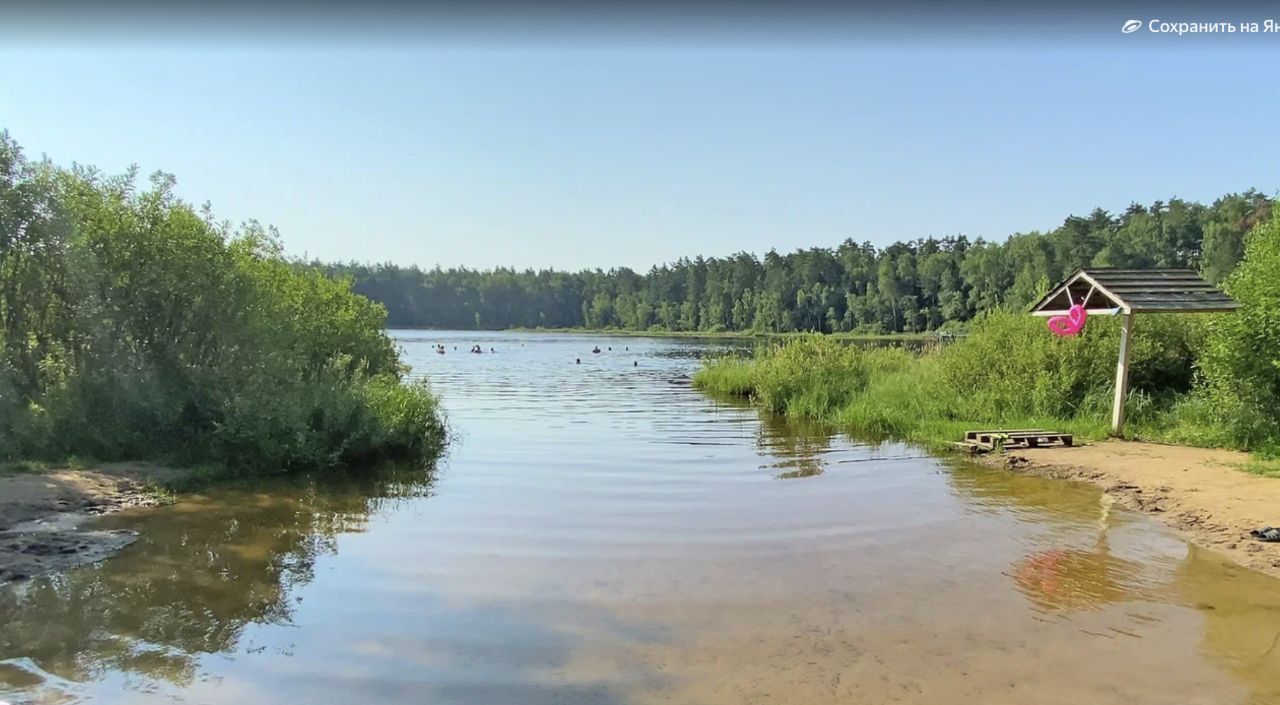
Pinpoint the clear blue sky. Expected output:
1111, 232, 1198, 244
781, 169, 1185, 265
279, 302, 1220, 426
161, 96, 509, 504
3, 27, 1278, 271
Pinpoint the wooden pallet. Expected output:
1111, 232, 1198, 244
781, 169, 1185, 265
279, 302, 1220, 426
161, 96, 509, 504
963, 429, 1073, 450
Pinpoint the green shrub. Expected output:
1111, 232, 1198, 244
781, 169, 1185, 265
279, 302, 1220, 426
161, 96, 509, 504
935, 309, 1201, 422
1186, 209, 1280, 452
0, 133, 445, 473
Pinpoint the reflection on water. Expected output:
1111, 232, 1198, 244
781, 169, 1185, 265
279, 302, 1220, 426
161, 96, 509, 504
2, 330, 1280, 705
717, 393, 922, 481
757, 413, 837, 479
1173, 547, 1280, 705
951, 465, 1147, 612
1010, 545, 1143, 613
0, 466, 436, 701
951, 463, 1280, 704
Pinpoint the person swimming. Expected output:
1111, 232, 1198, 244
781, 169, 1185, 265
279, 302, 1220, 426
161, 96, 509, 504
575, 358, 581, 364
591, 346, 601, 354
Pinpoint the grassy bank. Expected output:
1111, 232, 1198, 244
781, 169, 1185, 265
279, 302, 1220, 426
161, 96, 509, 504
693, 321, 1199, 453
695, 323, 1115, 451
696, 210, 1280, 457
1, 132, 446, 477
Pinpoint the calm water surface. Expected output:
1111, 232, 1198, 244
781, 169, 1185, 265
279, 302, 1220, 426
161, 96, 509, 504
3, 330, 1280, 704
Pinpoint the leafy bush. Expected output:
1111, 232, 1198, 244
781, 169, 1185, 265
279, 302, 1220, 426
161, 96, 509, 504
0, 133, 444, 473
935, 310, 1202, 422
1185, 209, 1280, 452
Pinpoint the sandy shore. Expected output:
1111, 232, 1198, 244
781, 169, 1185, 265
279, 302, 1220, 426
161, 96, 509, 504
980, 440, 1280, 578
0, 463, 185, 582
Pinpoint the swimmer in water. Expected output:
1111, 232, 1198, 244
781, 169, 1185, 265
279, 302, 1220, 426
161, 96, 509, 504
576, 358, 581, 364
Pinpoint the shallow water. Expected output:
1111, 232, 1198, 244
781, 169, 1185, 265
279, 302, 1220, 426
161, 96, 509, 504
3, 330, 1280, 704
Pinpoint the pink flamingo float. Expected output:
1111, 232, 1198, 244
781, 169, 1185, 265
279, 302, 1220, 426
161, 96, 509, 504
1046, 287, 1093, 337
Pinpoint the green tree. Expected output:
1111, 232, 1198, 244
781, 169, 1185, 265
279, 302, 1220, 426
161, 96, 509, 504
0, 132, 444, 472
1197, 209, 1280, 450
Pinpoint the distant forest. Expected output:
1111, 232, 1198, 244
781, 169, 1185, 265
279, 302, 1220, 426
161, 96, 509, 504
315, 191, 1273, 334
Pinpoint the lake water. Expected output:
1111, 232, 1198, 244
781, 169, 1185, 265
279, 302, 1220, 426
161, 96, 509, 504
3, 330, 1280, 704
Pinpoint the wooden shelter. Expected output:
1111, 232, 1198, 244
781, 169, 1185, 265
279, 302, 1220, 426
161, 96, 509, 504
1028, 268, 1238, 436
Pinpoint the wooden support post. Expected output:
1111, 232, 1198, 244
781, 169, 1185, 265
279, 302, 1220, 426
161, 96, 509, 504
1111, 312, 1135, 436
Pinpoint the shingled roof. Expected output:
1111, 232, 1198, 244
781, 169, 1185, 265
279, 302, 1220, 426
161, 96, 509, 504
1029, 268, 1238, 315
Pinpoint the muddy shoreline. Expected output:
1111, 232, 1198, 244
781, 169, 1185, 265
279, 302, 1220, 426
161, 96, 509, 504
976, 440, 1280, 579
0, 464, 185, 582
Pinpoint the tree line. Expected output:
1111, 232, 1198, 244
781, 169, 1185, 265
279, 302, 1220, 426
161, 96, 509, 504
695, 206, 1280, 455
317, 191, 1273, 334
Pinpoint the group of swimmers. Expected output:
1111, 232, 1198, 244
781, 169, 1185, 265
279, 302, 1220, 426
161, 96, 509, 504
433, 343, 495, 355
576, 345, 634, 366
433, 341, 640, 366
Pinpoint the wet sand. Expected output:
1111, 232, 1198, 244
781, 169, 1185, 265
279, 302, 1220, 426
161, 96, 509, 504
0, 464, 182, 582
984, 440, 1280, 578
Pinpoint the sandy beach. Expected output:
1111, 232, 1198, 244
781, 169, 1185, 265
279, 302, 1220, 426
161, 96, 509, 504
981, 440, 1280, 578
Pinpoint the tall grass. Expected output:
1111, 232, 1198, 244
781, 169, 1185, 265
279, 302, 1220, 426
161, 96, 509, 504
694, 310, 1213, 452
699, 209, 1280, 457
